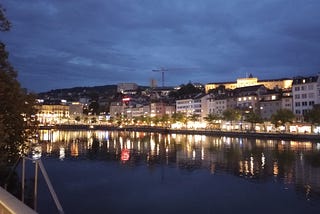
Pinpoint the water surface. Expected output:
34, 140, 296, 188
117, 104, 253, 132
29, 130, 320, 214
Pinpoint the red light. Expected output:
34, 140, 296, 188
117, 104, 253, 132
121, 149, 130, 161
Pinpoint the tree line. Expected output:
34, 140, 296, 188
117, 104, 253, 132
0, 5, 38, 191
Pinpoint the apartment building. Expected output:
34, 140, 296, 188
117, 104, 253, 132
109, 101, 125, 118
207, 96, 229, 116
125, 105, 150, 119
235, 85, 267, 113
176, 94, 204, 117
292, 75, 320, 121
259, 92, 282, 120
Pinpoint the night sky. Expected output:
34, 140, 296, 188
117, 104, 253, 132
1, 0, 320, 92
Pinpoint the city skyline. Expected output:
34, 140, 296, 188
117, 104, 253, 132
1, 0, 320, 92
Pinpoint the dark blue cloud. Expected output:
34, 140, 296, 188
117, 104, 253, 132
1, 0, 320, 92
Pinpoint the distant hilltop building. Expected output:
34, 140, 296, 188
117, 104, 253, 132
205, 74, 293, 93
150, 79, 157, 88
117, 83, 138, 93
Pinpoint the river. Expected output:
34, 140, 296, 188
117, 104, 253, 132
26, 130, 320, 213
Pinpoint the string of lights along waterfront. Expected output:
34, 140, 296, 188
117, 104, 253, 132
27, 129, 320, 214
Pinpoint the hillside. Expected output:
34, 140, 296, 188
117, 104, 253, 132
37, 85, 118, 101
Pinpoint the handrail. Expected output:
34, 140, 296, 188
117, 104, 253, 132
0, 186, 37, 214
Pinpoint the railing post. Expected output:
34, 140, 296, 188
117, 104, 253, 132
34, 160, 38, 211
21, 157, 25, 203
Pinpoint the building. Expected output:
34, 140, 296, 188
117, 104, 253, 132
205, 75, 292, 93
176, 94, 204, 117
125, 104, 150, 119
117, 83, 138, 93
149, 102, 175, 118
109, 101, 125, 118
235, 85, 267, 113
259, 92, 282, 120
281, 90, 293, 111
69, 102, 84, 121
206, 95, 229, 117
150, 102, 165, 117
36, 104, 70, 125
292, 74, 320, 121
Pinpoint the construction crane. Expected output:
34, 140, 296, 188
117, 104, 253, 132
152, 67, 168, 87
152, 67, 199, 87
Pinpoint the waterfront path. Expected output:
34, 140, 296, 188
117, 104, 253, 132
40, 124, 320, 141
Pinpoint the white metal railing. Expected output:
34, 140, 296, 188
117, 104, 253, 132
21, 156, 64, 214
0, 186, 37, 214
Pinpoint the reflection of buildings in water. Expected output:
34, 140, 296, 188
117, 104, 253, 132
295, 152, 320, 199
46, 142, 53, 154
70, 141, 79, 157
38, 130, 320, 197
273, 161, 279, 177
59, 147, 65, 160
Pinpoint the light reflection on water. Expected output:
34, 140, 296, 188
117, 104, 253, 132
37, 130, 320, 213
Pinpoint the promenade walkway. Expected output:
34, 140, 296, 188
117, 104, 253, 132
48, 124, 320, 141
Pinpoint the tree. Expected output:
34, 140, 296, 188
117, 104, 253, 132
222, 108, 241, 130
160, 114, 170, 127
88, 100, 100, 115
91, 117, 97, 124
171, 112, 187, 124
188, 114, 200, 122
169, 82, 203, 99
151, 116, 161, 126
271, 109, 295, 131
204, 113, 221, 129
223, 109, 241, 122
0, 5, 10, 31
1, 5, 38, 184
244, 111, 263, 131
75, 116, 81, 123
304, 104, 320, 124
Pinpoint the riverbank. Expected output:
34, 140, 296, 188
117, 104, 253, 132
39, 124, 320, 142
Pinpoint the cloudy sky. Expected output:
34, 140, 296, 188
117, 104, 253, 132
1, 0, 320, 92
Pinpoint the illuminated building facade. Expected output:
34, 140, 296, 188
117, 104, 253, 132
205, 76, 293, 93
69, 102, 84, 120
176, 94, 204, 117
36, 104, 70, 125
117, 83, 138, 93
292, 75, 320, 121
207, 96, 237, 117
259, 95, 282, 120
235, 85, 267, 113
126, 105, 150, 119
150, 102, 165, 117
109, 102, 125, 118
